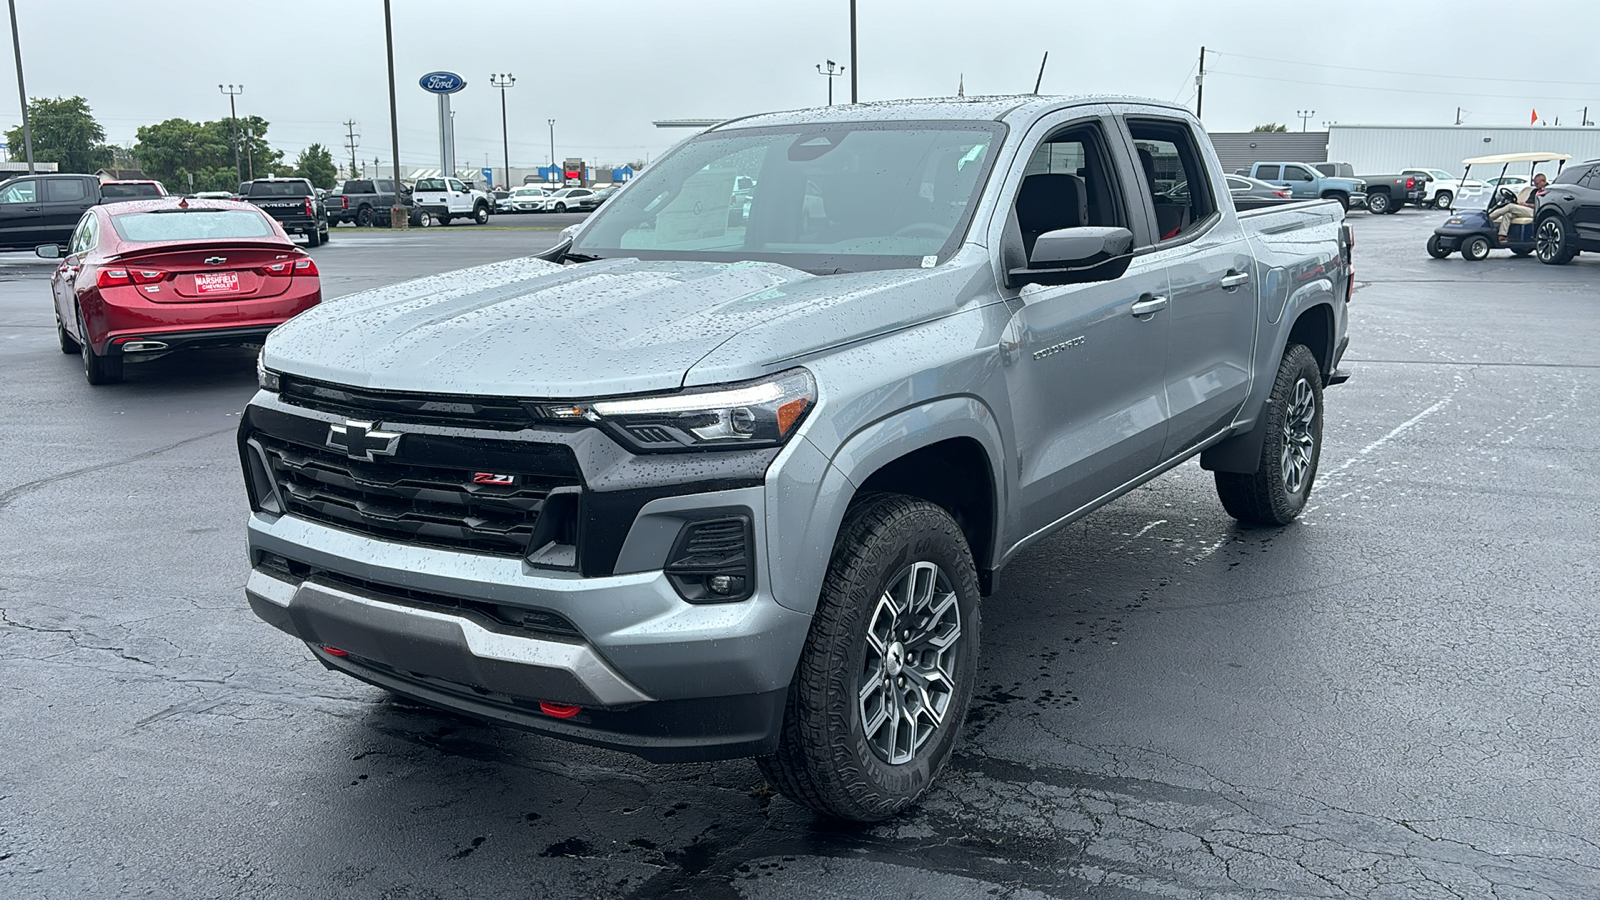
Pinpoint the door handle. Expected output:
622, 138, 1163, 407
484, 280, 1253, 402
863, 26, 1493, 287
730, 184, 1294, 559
1562, 195, 1574, 201
1220, 271, 1251, 289
1130, 294, 1168, 318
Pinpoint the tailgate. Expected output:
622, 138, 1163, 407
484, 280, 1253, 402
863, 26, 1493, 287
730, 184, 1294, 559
250, 199, 311, 220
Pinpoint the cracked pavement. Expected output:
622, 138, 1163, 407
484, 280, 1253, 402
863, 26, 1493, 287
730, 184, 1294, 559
2, 216, 1598, 898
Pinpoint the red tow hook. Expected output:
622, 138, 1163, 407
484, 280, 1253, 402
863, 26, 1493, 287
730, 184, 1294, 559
539, 702, 582, 719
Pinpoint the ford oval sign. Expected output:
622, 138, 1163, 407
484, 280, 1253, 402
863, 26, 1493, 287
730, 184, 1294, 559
419, 72, 466, 94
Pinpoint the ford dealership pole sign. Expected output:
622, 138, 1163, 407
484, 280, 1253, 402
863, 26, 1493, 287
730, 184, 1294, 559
420, 72, 466, 176
419, 72, 466, 94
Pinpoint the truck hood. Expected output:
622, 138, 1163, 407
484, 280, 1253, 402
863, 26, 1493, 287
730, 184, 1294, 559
264, 255, 974, 397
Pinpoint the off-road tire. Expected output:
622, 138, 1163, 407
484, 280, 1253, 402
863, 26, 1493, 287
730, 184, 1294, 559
1366, 191, 1391, 214
758, 493, 980, 822
1462, 235, 1490, 261
1214, 343, 1323, 526
1425, 234, 1451, 259
79, 310, 123, 385
57, 314, 79, 354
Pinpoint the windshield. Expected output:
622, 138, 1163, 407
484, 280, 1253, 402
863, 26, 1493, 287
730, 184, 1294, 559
571, 120, 1005, 272
110, 209, 276, 242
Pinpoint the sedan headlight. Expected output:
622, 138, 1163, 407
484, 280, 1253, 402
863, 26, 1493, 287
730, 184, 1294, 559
531, 368, 816, 452
257, 349, 280, 392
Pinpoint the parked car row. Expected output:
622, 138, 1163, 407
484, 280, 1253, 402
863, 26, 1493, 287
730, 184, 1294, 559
494, 184, 615, 213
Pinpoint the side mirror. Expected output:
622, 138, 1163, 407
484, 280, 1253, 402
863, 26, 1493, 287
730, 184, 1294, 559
1009, 226, 1134, 288
35, 244, 61, 259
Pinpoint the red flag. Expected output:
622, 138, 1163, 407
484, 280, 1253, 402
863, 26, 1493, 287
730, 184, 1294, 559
1531, 109, 1539, 125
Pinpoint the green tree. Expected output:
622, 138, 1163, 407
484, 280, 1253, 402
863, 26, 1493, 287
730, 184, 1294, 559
292, 143, 338, 188
4, 96, 113, 173
1250, 123, 1289, 133
133, 115, 286, 191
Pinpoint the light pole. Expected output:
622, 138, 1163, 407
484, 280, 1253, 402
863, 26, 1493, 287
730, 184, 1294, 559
491, 73, 514, 188
382, 0, 406, 228
220, 84, 244, 184
243, 126, 255, 180
816, 60, 844, 106
1296, 109, 1315, 133
548, 118, 556, 186
849, 0, 858, 103
7, 0, 33, 173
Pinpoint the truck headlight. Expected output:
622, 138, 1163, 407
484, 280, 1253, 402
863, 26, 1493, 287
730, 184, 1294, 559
531, 368, 816, 451
256, 349, 280, 392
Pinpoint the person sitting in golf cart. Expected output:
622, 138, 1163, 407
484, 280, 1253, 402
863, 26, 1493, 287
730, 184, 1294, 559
1490, 173, 1547, 243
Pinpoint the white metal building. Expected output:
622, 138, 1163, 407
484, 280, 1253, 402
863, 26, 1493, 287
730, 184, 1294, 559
1327, 125, 1600, 177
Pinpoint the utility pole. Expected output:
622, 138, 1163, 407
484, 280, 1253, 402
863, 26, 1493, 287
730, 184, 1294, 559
548, 118, 556, 185
1195, 46, 1205, 122
1296, 109, 1315, 133
490, 73, 514, 189
343, 120, 360, 178
849, 0, 858, 103
7, 0, 33, 173
816, 60, 844, 106
220, 84, 244, 184
383, 0, 406, 228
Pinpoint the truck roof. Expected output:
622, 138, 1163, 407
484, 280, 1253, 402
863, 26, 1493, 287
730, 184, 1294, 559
710, 94, 1193, 131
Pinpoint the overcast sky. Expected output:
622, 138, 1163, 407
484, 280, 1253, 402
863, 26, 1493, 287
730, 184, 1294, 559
8, 0, 1600, 171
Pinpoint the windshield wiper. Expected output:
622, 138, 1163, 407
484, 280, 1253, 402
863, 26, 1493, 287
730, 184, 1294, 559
561, 251, 605, 263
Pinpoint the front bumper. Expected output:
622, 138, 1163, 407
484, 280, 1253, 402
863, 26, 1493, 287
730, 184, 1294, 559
244, 511, 806, 761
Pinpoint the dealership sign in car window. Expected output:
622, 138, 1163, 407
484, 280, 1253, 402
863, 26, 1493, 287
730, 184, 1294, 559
195, 271, 241, 295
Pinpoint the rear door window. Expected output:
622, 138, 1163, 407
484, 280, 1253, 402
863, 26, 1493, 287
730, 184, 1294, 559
415, 178, 446, 192
1127, 118, 1218, 244
1255, 165, 1281, 180
46, 179, 91, 202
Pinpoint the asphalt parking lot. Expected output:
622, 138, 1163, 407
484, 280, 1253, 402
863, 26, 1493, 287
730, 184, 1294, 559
2, 208, 1597, 899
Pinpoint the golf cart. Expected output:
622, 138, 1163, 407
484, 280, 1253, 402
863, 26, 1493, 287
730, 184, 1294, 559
1427, 152, 1569, 260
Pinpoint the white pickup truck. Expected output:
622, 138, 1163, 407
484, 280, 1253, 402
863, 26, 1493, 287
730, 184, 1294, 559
411, 176, 492, 226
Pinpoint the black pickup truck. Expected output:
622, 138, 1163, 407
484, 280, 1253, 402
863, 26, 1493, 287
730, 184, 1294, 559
327, 178, 412, 226
242, 178, 330, 246
0, 173, 167, 251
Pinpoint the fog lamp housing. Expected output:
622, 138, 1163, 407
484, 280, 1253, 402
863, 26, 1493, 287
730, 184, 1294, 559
665, 516, 754, 603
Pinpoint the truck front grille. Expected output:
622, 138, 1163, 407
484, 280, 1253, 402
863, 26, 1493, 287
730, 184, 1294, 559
256, 434, 574, 557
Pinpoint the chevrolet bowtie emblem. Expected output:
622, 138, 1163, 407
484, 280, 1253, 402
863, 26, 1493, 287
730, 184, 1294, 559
204, 256, 227, 265
326, 420, 402, 461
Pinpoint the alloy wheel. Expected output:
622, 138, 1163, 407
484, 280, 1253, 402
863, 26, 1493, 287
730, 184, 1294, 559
1280, 377, 1317, 495
858, 560, 962, 765
1536, 219, 1563, 262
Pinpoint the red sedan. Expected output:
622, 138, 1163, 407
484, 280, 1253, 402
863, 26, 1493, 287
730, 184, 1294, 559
42, 198, 322, 385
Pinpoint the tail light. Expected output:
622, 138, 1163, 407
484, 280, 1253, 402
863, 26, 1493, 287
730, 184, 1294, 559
130, 268, 165, 285
1274, 190, 1290, 198
1405, 177, 1416, 190
340, 197, 349, 210
292, 257, 319, 276
97, 268, 132, 287
304, 197, 314, 217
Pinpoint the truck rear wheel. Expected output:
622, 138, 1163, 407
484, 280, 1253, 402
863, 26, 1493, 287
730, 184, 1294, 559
758, 493, 980, 822
1366, 192, 1391, 214
306, 226, 322, 248
1214, 344, 1323, 526
356, 206, 375, 227
473, 204, 489, 225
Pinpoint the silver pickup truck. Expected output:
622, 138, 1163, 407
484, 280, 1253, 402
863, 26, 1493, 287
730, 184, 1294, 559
240, 95, 1352, 821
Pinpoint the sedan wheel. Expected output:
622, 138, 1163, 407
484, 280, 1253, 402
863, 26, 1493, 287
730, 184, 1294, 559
79, 311, 123, 385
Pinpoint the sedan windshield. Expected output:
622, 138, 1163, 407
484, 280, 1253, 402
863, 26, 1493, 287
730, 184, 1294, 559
110, 209, 277, 242
571, 121, 1004, 272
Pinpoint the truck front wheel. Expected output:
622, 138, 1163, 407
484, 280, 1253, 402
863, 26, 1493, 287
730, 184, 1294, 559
1321, 191, 1349, 212
1214, 344, 1323, 526
759, 493, 980, 822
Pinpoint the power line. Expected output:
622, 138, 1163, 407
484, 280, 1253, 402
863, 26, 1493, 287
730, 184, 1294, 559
1209, 68, 1600, 104
1214, 50, 1600, 89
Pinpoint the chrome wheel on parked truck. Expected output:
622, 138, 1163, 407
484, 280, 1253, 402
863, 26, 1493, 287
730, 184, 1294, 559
759, 494, 979, 821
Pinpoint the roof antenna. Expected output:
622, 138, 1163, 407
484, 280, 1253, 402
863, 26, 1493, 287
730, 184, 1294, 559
1033, 52, 1048, 95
